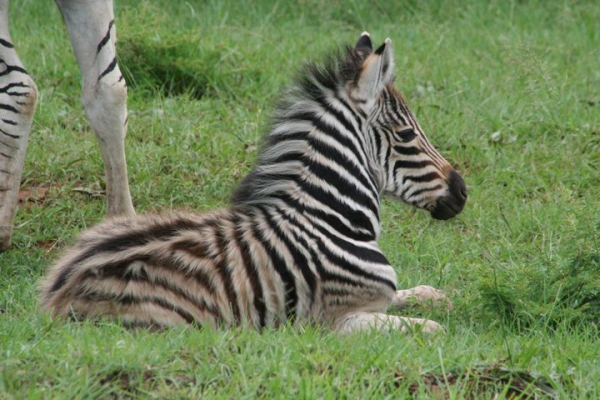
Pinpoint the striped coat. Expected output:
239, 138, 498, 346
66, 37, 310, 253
39, 33, 466, 334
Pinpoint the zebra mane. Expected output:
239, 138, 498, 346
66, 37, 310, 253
231, 45, 378, 209
298, 45, 370, 95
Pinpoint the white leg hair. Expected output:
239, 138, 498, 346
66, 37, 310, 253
390, 285, 454, 311
332, 285, 452, 335
0, 0, 134, 251
335, 312, 444, 335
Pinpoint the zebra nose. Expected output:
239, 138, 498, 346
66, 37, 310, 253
430, 170, 467, 220
449, 169, 467, 203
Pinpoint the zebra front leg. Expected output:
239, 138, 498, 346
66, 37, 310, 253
335, 312, 444, 335
56, 0, 134, 217
0, 0, 38, 251
390, 285, 453, 311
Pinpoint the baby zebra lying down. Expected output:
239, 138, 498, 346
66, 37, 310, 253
39, 33, 467, 334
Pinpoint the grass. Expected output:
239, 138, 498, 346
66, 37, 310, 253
2, 0, 599, 397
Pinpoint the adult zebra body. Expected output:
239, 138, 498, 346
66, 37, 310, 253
39, 33, 467, 334
0, 0, 133, 251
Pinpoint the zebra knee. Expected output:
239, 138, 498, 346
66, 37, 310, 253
81, 77, 128, 138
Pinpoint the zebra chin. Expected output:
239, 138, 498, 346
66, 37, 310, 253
430, 170, 467, 220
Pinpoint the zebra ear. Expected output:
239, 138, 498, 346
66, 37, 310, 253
355, 31, 373, 52
354, 38, 395, 105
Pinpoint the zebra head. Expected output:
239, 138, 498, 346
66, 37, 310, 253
349, 32, 467, 220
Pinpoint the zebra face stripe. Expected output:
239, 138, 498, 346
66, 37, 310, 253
368, 88, 466, 219
336, 36, 467, 220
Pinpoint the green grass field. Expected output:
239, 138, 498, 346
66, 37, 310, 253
2, 0, 599, 398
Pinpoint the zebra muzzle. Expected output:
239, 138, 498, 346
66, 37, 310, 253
430, 170, 467, 220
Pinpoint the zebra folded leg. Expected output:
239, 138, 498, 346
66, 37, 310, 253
56, 0, 134, 217
335, 312, 444, 335
390, 285, 453, 311
0, 0, 38, 251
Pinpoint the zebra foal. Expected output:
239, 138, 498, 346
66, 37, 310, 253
39, 33, 467, 334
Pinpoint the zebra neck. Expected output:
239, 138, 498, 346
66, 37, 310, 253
232, 108, 382, 241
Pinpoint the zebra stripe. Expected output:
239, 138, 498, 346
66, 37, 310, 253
95, 19, 122, 84
0, 38, 14, 48
39, 33, 466, 331
1, 33, 37, 176
96, 20, 115, 55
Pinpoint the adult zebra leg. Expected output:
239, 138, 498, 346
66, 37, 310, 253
390, 285, 454, 311
0, 0, 38, 251
56, 0, 134, 217
335, 312, 444, 335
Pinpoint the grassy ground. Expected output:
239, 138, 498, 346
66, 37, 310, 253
2, 0, 599, 398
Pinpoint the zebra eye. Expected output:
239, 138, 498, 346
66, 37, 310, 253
394, 128, 417, 142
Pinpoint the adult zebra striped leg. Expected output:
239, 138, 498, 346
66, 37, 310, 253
56, 0, 134, 217
0, 0, 38, 251
0, 0, 134, 251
